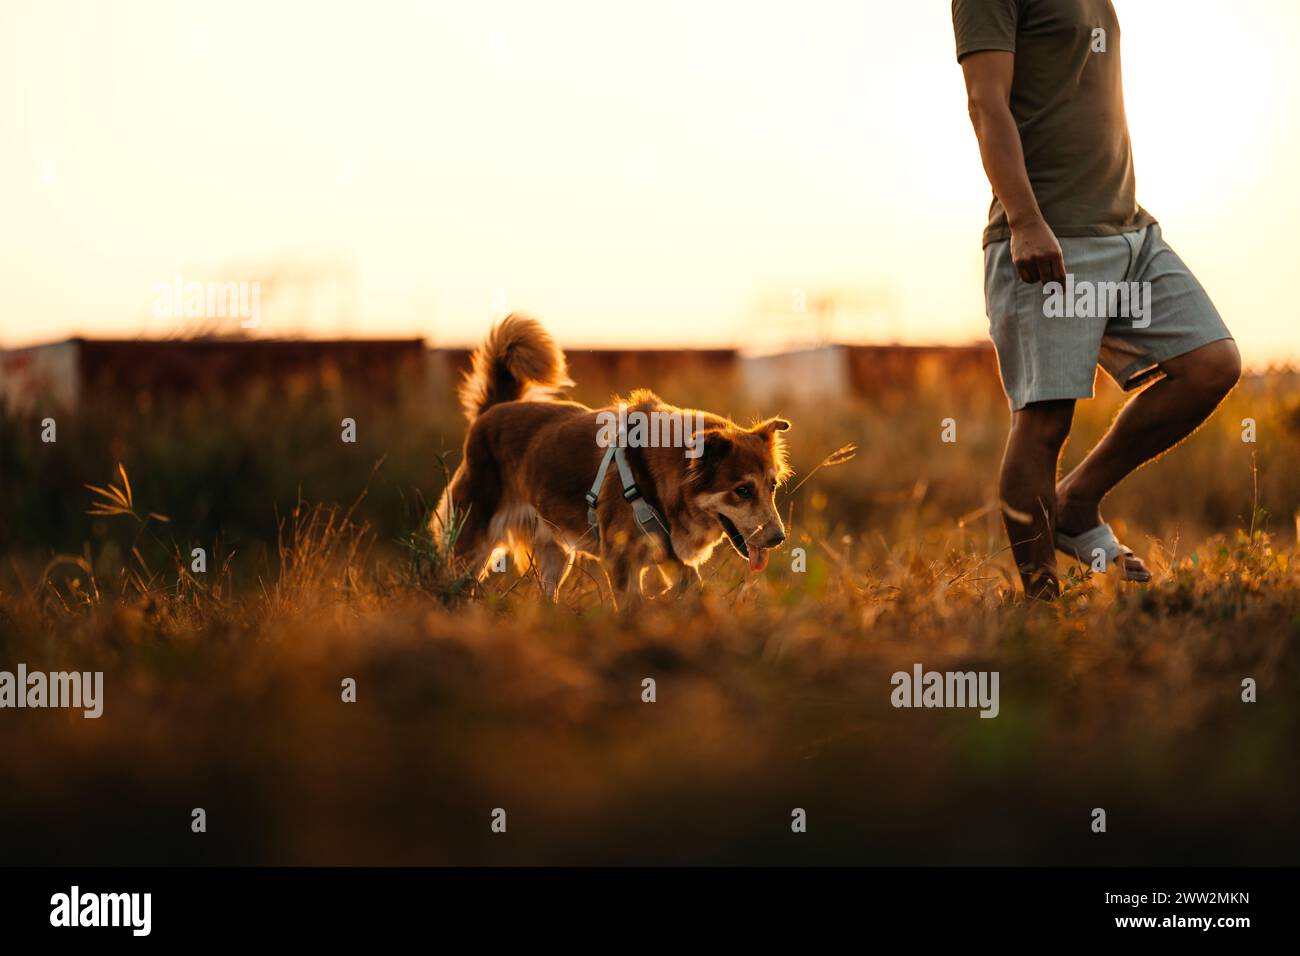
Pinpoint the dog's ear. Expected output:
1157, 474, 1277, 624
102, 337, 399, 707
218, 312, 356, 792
753, 418, 793, 481
701, 428, 733, 457
754, 417, 791, 436
688, 427, 733, 486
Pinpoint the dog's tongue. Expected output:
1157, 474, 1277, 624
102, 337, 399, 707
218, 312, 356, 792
749, 547, 769, 573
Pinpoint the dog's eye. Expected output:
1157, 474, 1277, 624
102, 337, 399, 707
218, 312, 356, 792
734, 484, 753, 499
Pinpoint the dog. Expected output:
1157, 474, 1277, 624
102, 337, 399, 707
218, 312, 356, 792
436, 314, 792, 606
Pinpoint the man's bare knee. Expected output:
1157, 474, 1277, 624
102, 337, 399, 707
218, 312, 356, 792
1162, 339, 1241, 402
1200, 339, 1242, 399
1010, 399, 1075, 452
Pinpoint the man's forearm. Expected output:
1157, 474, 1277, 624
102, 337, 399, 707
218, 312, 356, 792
960, 51, 1065, 282
968, 102, 1044, 228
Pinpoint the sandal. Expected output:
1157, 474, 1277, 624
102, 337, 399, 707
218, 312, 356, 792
1054, 522, 1152, 583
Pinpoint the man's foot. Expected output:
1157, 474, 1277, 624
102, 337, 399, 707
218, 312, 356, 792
1054, 483, 1151, 581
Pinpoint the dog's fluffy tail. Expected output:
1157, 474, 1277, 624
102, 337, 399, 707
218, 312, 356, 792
458, 313, 573, 422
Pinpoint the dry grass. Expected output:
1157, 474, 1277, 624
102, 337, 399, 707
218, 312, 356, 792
0, 371, 1298, 864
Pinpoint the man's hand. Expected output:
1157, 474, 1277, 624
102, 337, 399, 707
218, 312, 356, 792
1010, 216, 1066, 284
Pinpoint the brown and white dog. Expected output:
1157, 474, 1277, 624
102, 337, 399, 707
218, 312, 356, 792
436, 314, 792, 606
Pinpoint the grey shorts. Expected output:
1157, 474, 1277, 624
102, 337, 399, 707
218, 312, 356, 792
983, 223, 1233, 410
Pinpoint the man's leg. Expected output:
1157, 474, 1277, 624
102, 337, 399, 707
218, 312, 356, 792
1056, 339, 1241, 547
999, 398, 1076, 600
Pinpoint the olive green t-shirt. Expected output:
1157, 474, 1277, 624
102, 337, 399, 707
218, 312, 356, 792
951, 0, 1156, 246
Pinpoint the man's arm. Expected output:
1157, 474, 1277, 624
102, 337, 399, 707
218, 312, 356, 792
960, 50, 1065, 284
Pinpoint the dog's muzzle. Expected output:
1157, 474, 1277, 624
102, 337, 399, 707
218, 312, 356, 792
718, 514, 772, 572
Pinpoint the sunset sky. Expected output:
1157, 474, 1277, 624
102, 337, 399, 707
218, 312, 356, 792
2, 0, 1298, 365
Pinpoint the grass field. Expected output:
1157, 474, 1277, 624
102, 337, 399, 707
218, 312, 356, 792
1, 365, 1298, 864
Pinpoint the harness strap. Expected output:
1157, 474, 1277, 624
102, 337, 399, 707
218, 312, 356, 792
586, 444, 670, 552
585, 445, 619, 536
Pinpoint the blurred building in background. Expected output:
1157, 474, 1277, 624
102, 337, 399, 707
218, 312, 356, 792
0, 338, 426, 412
1, 337, 1003, 413
430, 346, 741, 407
742, 343, 1001, 404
